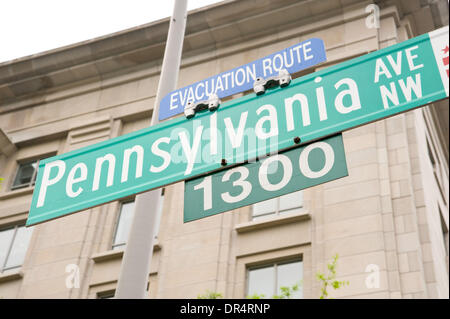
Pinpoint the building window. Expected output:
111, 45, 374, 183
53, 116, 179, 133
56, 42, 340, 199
252, 191, 303, 220
97, 290, 115, 299
247, 259, 303, 299
425, 133, 448, 204
439, 206, 449, 257
11, 160, 39, 190
112, 190, 165, 250
0, 224, 33, 272
112, 201, 135, 250
11, 154, 56, 190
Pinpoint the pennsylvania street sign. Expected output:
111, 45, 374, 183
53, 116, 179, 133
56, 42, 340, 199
158, 38, 327, 121
27, 26, 448, 226
184, 134, 348, 222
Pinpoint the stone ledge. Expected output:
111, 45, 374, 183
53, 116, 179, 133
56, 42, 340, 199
92, 249, 124, 263
92, 241, 161, 263
0, 187, 33, 200
0, 269, 23, 284
235, 212, 311, 234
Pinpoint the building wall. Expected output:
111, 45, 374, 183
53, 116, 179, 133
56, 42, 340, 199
0, 0, 448, 299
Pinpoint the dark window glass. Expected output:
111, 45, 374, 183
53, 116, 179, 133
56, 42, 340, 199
12, 161, 38, 189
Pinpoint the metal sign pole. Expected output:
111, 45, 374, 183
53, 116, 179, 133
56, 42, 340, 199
115, 0, 188, 299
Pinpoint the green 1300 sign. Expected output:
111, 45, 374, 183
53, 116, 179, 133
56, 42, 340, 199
184, 134, 348, 222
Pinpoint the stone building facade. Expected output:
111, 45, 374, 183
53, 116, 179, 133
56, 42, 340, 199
0, 0, 448, 298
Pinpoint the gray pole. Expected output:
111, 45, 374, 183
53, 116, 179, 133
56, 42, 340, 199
115, 0, 188, 299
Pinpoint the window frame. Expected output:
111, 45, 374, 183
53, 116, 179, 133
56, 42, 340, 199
426, 136, 447, 200
10, 152, 57, 191
0, 223, 32, 273
97, 290, 116, 299
111, 188, 165, 250
251, 191, 304, 221
10, 159, 40, 190
111, 200, 136, 250
438, 205, 449, 257
423, 112, 449, 207
246, 258, 303, 299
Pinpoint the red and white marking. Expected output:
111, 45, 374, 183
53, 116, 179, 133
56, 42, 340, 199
429, 26, 449, 97
442, 45, 449, 78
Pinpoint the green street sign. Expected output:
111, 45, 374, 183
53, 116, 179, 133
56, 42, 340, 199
184, 134, 347, 222
27, 26, 448, 226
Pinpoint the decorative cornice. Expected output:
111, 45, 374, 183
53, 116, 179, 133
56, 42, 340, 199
0, 0, 368, 105
0, 0, 444, 115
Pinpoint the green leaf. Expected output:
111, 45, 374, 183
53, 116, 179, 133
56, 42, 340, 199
197, 290, 222, 299
332, 281, 340, 289
316, 253, 349, 298
246, 293, 265, 299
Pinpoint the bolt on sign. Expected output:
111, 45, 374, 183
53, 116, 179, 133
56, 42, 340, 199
158, 38, 327, 121
184, 134, 348, 222
26, 26, 448, 226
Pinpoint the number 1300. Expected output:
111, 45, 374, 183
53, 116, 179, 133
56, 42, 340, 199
193, 141, 336, 211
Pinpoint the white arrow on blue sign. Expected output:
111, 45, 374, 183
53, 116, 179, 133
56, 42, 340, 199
158, 38, 327, 121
